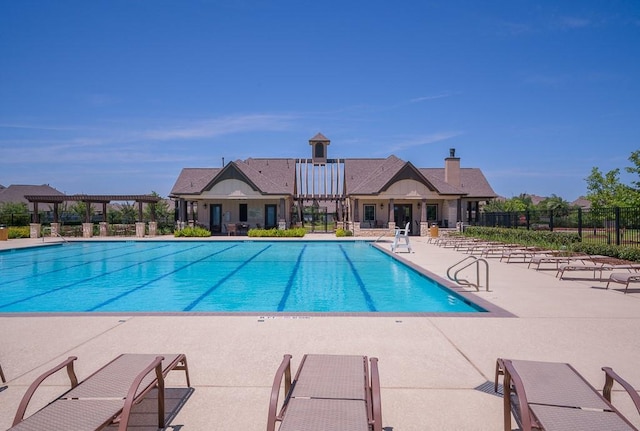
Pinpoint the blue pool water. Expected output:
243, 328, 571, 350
0, 241, 484, 313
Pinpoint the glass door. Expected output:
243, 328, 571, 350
210, 204, 222, 233
394, 204, 413, 234
265, 204, 277, 229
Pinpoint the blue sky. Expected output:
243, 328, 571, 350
1, 1, 639, 201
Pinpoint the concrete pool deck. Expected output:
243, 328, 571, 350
1, 235, 639, 430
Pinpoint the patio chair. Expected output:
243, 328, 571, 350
495, 358, 640, 431
267, 354, 382, 431
9, 353, 190, 431
391, 222, 412, 253
226, 223, 237, 236
607, 272, 640, 294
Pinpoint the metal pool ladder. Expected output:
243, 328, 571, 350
447, 256, 490, 291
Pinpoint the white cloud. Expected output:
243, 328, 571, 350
385, 132, 462, 154
141, 114, 294, 141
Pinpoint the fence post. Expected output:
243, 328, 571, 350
615, 207, 621, 246
549, 210, 554, 231
526, 210, 530, 230
577, 207, 582, 240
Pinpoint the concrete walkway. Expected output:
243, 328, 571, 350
1, 235, 639, 430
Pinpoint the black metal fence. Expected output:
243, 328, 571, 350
478, 207, 640, 246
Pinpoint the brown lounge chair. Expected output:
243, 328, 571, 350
495, 358, 640, 431
267, 354, 382, 431
9, 353, 190, 431
607, 272, 640, 293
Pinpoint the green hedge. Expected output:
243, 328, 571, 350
248, 227, 306, 238
463, 226, 581, 248
462, 226, 640, 262
570, 243, 640, 262
174, 226, 211, 237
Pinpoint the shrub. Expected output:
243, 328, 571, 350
335, 228, 353, 237
248, 228, 306, 238
463, 226, 580, 248
8, 226, 30, 239
570, 242, 640, 262
174, 226, 211, 237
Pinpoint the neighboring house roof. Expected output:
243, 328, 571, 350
0, 184, 64, 204
421, 168, 497, 199
571, 197, 591, 209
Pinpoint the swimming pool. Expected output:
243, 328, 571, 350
0, 241, 486, 314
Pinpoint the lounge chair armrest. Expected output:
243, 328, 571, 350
369, 357, 383, 431
602, 367, 640, 415
118, 355, 165, 431
501, 359, 535, 431
13, 356, 79, 426
267, 354, 292, 431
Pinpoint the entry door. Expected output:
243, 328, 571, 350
394, 204, 413, 233
265, 204, 277, 229
210, 204, 222, 233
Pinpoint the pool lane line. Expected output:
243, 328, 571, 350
277, 244, 307, 311
0, 243, 173, 285
0, 245, 138, 274
88, 244, 241, 312
183, 244, 273, 312
0, 243, 212, 311
339, 244, 377, 312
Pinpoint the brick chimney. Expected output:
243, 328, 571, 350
445, 148, 461, 187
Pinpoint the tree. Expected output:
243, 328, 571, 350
625, 150, 640, 191
0, 202, 30, 226
585, 164, 639, 209
69, 201, 93, 223
539, 194, 571, 216
144, 191, 171, 224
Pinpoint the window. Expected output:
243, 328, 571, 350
239, 203, 248, 222
315, 142, 324, 158
364, 204, 375, 222
426, 204, 437, 221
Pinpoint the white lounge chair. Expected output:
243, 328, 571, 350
391, 222, 412, 253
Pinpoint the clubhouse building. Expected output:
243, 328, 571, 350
170, 133, 497, 237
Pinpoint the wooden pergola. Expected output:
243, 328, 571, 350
24, 194, 162, 224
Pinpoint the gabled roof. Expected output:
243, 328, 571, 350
0, 184, 64, 204
233, 158, 295, 194
170, 168, 220, 195
346, 156, 438, 195
170, 159, 296, 197
421, 168, 497, 198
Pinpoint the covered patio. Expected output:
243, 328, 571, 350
24, 194, 162, 239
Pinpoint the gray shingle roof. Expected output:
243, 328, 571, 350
345, 156, 404, 194
170, 168, 220, 195
421, 168, 497, 198
233, 158, 296, 194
